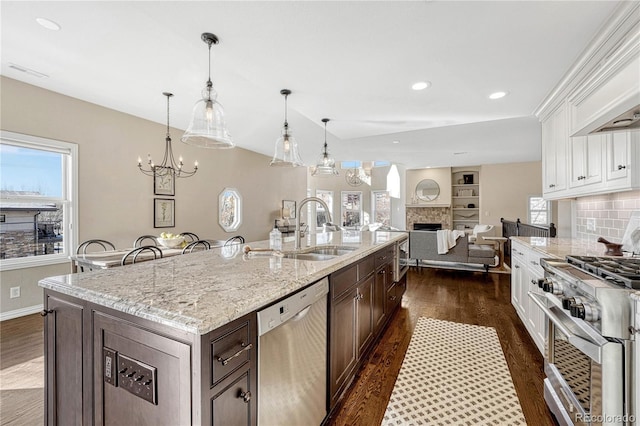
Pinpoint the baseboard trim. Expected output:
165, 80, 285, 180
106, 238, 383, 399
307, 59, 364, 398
0, 304, 44, 321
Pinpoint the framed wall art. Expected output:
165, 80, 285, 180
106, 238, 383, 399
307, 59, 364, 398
154, 166, 175, 196
282, 200, 296, 219
154, 198, 175, 228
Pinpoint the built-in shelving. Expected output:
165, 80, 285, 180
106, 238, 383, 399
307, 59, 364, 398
451, 169, 480, 230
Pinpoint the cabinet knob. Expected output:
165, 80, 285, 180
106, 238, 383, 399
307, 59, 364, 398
40, 309, 53, 316
548, 184, 555, 188
618, 165, 626, 170
239, 390, 251, 403
514, 265, 520, 269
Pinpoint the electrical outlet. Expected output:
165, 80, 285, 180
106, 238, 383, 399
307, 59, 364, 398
586, 218, 596, 232
10, 286, 20, 298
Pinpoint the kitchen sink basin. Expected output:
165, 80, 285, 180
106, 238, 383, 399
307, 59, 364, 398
282, 246, 357, 261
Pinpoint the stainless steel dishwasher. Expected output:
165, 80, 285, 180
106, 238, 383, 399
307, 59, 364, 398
257, 277, 328, 426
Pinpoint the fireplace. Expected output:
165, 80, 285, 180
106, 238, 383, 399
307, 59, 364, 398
413, 223, 443, 231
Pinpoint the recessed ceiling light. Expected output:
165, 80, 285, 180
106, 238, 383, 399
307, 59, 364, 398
489, 91, 508, 100
36, 17, 61, 31
412, 81, 431, 91
392, 140, 400, 144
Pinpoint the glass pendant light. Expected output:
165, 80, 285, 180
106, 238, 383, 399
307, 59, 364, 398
181, 32, 234, 149
311, 118, 339, 176
270, 89, 304, 167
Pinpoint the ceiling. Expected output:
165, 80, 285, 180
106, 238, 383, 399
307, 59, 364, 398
1, 1, 621, 169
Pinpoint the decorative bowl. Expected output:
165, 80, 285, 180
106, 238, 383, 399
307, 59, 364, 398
157, 237, 185, 248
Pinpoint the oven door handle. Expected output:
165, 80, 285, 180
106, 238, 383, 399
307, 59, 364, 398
529, 292, 603, 363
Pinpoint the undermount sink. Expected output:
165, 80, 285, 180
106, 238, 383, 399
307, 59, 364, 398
282, 245, 357, 261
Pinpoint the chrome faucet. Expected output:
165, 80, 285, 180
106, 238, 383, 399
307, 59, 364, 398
295, 197, 333, 250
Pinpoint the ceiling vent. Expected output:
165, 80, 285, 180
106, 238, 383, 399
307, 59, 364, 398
8, 63, 48, 78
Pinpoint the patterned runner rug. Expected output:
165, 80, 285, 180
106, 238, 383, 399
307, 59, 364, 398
382, 318, 527, 425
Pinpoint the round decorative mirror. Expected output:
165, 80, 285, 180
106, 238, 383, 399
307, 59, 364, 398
415, 179, 440, 201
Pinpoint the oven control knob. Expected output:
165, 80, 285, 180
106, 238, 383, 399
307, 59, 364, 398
543, 281, 562, 295
570, 302, 600, 322
570, 303, 585, 319
562, 297, 575, 310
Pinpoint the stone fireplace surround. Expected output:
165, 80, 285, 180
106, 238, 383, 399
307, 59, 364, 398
406, 207, 451, 231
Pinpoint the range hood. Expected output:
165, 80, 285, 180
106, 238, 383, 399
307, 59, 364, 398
589, 105, 640, 134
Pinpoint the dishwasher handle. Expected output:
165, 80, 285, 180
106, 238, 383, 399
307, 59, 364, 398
291, 305, 312, 322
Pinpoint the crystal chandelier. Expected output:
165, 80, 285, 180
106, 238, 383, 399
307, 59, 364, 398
311, 118, 338, 176
270, 89, 304, 167
138, 92, 198, 178
181, 32, 234, 148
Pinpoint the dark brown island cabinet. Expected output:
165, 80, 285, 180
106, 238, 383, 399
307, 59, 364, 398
42, 242, 405, 425
328, 244, 405, 410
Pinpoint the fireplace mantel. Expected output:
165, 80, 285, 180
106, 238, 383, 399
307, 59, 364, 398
406, 203, 451, 208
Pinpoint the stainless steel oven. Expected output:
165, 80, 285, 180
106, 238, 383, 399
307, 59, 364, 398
394, 235, 409, 282
532, 257, 638, 426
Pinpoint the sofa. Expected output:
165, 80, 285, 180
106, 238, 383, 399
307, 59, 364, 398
409, 229, 497, 272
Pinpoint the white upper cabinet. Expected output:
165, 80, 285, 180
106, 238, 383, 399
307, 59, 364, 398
542, 102, 568, 197
538, 3, 640, 200
604, 131, 640, 190
568, 134, 604, 189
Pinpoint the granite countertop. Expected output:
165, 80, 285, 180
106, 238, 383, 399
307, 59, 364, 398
39, 231, 407, 335
511, 236, 633, 259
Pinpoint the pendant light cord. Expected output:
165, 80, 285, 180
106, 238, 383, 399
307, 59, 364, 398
166, 94, 170, 137
207, 41, 212, 86
283, 93, 289, 129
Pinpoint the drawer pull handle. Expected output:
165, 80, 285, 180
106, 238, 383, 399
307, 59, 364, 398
40, 309, 53, 316
618, 165, 626, 170
514, 265, 520, 269
239, 390, 251, 403
216, 342, 253, 366
379, 270, 385, 274
389, 295, 397, 301
531, 261, 539, 266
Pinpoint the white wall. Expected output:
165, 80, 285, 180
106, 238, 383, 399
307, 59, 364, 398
0, 77, 307, 316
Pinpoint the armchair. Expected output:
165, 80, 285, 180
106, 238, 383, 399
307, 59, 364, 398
468, 224, 495, 245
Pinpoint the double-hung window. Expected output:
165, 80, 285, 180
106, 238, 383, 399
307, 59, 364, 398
371, 190, 391, 226
528, 196, 551, 225
0, 131, 78, 270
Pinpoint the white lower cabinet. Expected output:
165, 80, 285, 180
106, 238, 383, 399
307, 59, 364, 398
511, 240, 549, 355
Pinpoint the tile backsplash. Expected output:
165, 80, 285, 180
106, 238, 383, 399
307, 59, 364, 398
574, 190, 640, 243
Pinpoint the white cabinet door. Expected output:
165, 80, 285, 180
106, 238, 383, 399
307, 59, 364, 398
510, 241, 528, 320
542, 102, 568, 197
606, 132, 631, 182
569, 134, 604, 189
526, 252, 547, 355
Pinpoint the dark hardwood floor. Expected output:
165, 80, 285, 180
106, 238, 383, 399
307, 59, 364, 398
327, 267, 556, 426
0, 268, 555, 426
0, 312, 44, 426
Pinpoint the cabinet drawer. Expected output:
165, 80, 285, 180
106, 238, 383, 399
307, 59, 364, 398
210, 321, 252, 386
358, 254, 375, 280
511, 241, 527, 262
331, 264, 358, 299
374, 246, 394, 270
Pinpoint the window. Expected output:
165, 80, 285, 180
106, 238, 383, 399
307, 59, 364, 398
0, 131, 78, 270
315, 190, 333, 227
218, 188, 242, 232
372, 191, 391, 226
528, 196, 551, 225
341, 191, 362, 229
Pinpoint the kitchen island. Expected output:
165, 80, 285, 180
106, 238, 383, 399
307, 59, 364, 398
39, 231, 408, 426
